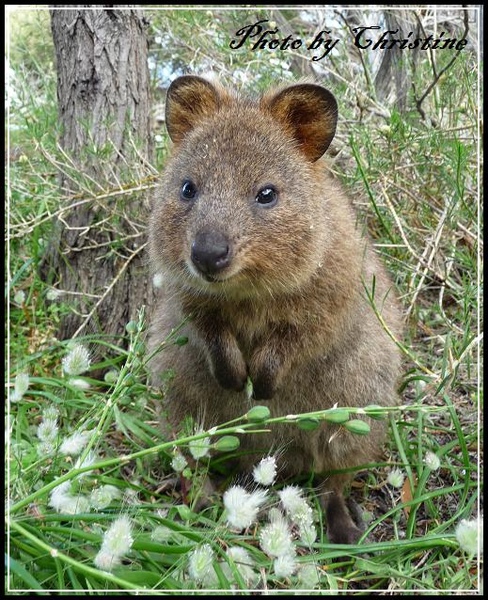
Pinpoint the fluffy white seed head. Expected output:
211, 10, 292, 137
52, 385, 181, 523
36, 418, 59, 443
13, 290, 25, 305
62, 344, 91, 376
455, 518, 483, 556
94, 549, 122, 572
278, 485, 305, 515
151, 526, 173, 543
10, 373, 30, 402
49, 481, 90, 515
223, 486, 268, 532
188, 432, 211, 459
387, 467, 405, 489
188, 543, 215, 583
48, 481, 71, 509
278, 486, 316, 542
90, 485, 121, 510
424, 450, 441, 471
171, 451, 188, 473
56, 495, 90, 515
37, 441, 56, 457
42, 405, 60, 421
273, 552, 297, 578
299, 521, 317, 546
59, 431, 91, 456
226, 546, 254, 566
252, 456, 277, 486
101, 515, 133, 557
259, 512, 294, 558
297, 564, 321, 589
69, 377, 91, 390
46, 288, 63, 301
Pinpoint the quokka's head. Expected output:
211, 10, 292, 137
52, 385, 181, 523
150, 75, 338, 299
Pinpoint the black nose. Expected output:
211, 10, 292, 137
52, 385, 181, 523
191, 231, 231, 276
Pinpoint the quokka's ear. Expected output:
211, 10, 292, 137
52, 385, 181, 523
262, 84, 338, 161
165, 75, 221, 143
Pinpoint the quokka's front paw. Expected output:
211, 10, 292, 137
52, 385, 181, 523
249, 349, 283, 400
212, 356, 248, 392
205, 329, 248, 392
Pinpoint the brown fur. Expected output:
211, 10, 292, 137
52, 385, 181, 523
148, 75, 403, 544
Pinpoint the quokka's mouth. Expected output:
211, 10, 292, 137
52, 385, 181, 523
201, 273, 225, 284
185, 260, 235, 286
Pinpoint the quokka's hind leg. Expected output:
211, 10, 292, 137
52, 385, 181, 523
319, 474, 366, 544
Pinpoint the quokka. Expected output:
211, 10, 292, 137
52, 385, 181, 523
148, 75, 402, 544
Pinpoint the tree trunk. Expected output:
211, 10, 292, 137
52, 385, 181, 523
44, 7, 153, 343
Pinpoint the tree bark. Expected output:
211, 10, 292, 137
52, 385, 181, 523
45, 7, 153, 343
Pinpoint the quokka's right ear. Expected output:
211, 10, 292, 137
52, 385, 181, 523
165, 76, 221, 143
262, 83, 338, 162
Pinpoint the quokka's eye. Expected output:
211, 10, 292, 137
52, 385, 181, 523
180, 180, 198, 201
255, 185, 278, 207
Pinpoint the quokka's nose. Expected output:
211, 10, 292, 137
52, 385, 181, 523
191, 231, 231, 276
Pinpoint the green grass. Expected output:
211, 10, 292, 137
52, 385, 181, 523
6, 7, 482, 595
